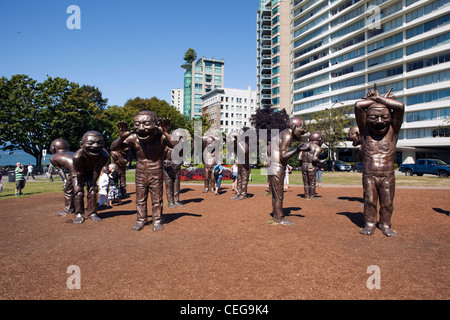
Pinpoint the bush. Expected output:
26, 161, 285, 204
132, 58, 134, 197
180, 167, 232, 181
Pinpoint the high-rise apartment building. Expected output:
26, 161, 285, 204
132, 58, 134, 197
256, 0, 291, 114
289, 0, 450, 162
181, 57, 224, 119
201, 87, 258, 134
171, 88, 184, 114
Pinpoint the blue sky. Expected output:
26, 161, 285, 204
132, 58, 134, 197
0, 0, 259, 106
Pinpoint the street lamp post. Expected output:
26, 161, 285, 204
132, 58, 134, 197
77, 109, 93, 130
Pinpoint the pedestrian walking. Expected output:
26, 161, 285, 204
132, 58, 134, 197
26, 163, 35, 180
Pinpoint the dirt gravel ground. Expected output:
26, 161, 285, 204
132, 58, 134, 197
0, 183, 448, 302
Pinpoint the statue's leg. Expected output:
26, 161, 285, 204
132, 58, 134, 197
309, 169, 317, 199
361, 174, 378, 235
87, 184, 101, 222
302, 169, 310, 199
203, 168, 210, 193
270, 169, 291, 225
164, 166, 175, 207
60, 177, 74, 216
133, 171, 149, 231
232, 168, 242, 199
240, 166, 250, 199
174, 167, 183, 207
73, 187, 85, 224
149, 171, 164, 231
208, 170, 215, 193
379, 174, 396, 237
118, 168, 128, 198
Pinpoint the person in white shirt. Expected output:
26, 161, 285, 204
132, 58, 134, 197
27, 163, 35, 180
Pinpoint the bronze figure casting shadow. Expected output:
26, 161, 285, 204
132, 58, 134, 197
354, 84, 404, 237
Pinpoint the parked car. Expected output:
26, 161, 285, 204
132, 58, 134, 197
352, 162, 363, 172
325, 160, 352, 172
398, 159, 450, 177
0, 165, 16, 176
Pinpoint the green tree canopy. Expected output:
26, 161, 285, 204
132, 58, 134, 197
304, 104, 354, 163
183, 48, 197, 64
110, 97, 210, 139
0, 75, 111, 165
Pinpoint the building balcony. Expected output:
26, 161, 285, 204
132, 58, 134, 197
261, 16, 272, 25
260, 85, 271, 94
260, 74, 272, 84
260, 6, 271, 16
261, 45, 271, 54
260, 25, 271, 35
261, 35, 271, 44
261, 55, 271, 64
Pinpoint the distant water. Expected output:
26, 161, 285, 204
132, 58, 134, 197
0, 150, 50, 167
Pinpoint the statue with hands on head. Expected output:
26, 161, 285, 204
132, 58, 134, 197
110, 111, 178, 231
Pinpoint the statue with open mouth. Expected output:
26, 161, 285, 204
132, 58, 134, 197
355, 84, 405, 237
72, 131, 110, 224
110, 110, 177, 231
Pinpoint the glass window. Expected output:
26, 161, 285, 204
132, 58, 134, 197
331, 19, 365, 40
272, 46, 280, 55
368, 48, 403, 67
331, 61, 365, 78
407, 70, 450, 88
407, 89, 450, 105
331, 48, 364, 65
331, 76, 365, 90
294, 85, 329, 101
368, 66, 403, 81
272, 35, 279, 45
294, 62, 329, 80
294, 73, 329, 91
406, 13, 450, 39
195, 73, 203, 82
294, 25, 329, 49
272, 87, 280, 95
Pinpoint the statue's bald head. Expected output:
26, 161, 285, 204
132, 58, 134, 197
50, 139, 69, 154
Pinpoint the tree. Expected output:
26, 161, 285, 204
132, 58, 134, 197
112, 96, 210, 137
249, 107, 289, 138
183, 48, 197, 64
0, 75, 111, 166
304, 105, 353, 169
249, 106, 290, 165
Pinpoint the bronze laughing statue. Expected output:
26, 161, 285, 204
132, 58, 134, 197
49, 139, 76, 216
230, 128, 251, 201
355, 84, 404, 237
72, 131, 110, 224
163, 128, 190, 208
110, 111, 176, 231
202, 135, 218, 194
299, 132, 326, 200
268, 117, 309, 226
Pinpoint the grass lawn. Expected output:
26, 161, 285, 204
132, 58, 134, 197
1, 169, 448, 201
